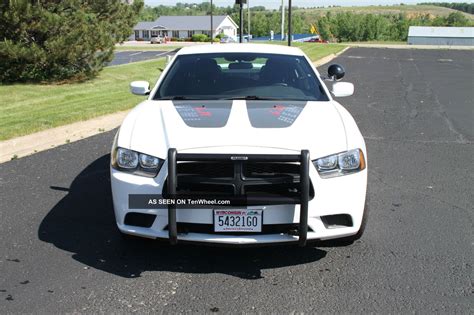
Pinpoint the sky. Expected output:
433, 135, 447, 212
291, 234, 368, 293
145, 0, 468, 9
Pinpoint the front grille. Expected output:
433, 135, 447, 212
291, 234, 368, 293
164, 161, 314, 203
178, 161, 234, 178
243, 162, 300, 177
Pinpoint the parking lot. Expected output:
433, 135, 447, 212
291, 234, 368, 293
0, 48, 472, 313
108, 50, 174, 66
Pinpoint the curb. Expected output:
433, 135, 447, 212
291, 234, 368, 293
344, 43, 474, 50
0, 47, 351, 164
0, 111, 128, 163
313, 46, 350, 67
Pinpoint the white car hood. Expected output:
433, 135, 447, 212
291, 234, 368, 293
118, 100, 348, 160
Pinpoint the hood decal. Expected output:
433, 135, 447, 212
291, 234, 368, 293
173, 100, 233, 128
246, 101, 307, 128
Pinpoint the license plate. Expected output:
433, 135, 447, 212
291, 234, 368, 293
214, 209, 263, 232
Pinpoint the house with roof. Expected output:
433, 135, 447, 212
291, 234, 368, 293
132, 15, 238, 40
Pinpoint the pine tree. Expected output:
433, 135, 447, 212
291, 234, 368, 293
0, 0, 143, 82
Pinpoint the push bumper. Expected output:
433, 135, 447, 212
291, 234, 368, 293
166, 148, 311, 247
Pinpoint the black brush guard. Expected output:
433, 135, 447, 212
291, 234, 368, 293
167, 148, 310, 247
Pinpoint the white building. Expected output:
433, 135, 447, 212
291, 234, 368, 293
133, 15, 238, 40
408, 26, 473, 46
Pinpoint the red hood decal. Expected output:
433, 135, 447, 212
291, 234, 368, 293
247, 101, 307, 128
173, 101, 232, 128
173, 100, 307, 129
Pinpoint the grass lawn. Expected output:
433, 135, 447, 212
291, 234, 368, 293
342, 41, 407, 45
256, 42, 347, 61
0, 59, 165, 141
292, 43, 347, 61
0, 43, 346, 141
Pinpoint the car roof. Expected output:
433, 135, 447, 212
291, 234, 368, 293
176, 43, 305, 57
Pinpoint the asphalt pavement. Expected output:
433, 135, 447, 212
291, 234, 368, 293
1, 48, 473, 313
108, 50, 174, 66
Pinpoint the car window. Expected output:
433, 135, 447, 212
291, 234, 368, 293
154, 53, 329, 101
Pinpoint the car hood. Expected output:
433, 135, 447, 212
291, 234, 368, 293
118, 100, 348, 160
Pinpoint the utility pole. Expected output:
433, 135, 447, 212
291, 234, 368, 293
288, 0, 292, 46
210, 0, 214, 44
281, 0, 285, 41
247, 0, 250, 42
237, 0, 245, 43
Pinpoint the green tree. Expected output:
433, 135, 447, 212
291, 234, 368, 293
445, 12, 470, 26
316, 16, 333, 41
0, 0, 143, 83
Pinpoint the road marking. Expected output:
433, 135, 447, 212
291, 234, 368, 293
346, 55, 364, 59
437, 59, 453, 62
129, 51, 143, 56
156, 51, 169, 57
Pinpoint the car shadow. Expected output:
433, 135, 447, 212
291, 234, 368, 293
39, 155, 327, 279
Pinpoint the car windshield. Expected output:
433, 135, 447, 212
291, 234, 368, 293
154, 52, 329, 101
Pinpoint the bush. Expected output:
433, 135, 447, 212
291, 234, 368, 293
0, 0, 143, 83
191, 34, 209, 42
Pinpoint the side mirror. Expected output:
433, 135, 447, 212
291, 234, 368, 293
130, 81, 150, 95
328, 64, 345, 81
331, 82, 354, 98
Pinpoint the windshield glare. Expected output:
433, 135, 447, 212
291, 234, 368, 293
154, 53, 329, 101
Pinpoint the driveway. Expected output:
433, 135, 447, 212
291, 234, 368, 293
0, 48, 472, 313
108, 50, 174, 66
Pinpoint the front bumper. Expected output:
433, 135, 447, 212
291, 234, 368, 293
111, 149, 367, 246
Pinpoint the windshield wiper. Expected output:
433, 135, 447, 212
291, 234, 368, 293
160, 95, 310, 101
221, 96, 311, 101
159, 96, 193, 100
222, 96, 281, 100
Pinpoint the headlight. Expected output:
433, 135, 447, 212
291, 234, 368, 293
315, 155, 337, 171
117, 148, 138, 169
139, 154, 160, 169
112, 147, 164, 177
313, 149, 366, 178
